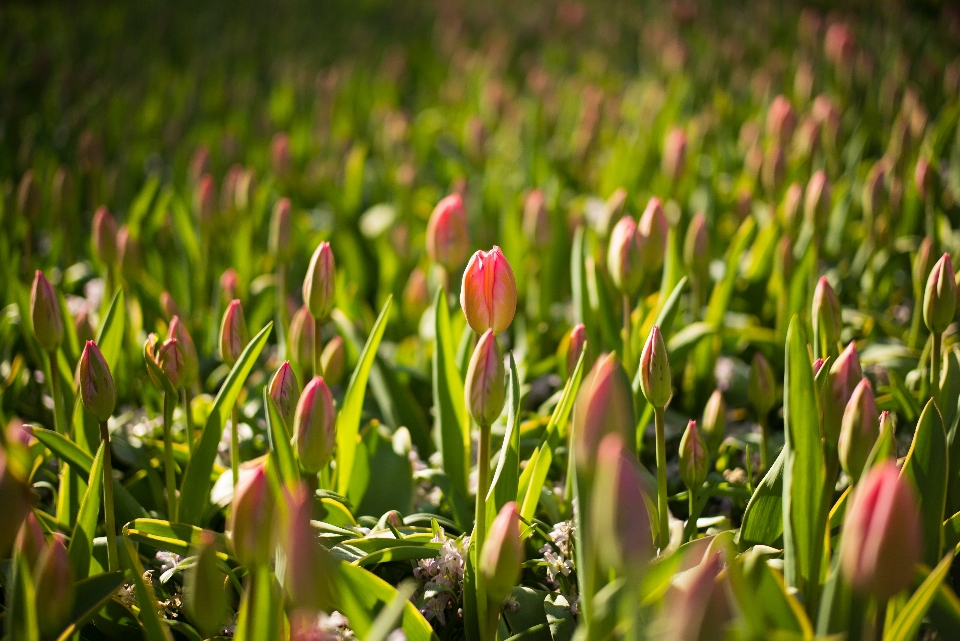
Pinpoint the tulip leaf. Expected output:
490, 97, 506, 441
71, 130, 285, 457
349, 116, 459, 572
900, 399, 949, 566
9, 554, 40, 641
737, 446, 785, 550
366, 580, 419, 641
944, 510, 960, 552
178, 321, 272, 525
648, 275, 689, 342
263, 386, 298, 488
123, 518, 232, 562
68, 441, 105, 579
486, 353, 521, 531
883, 553, 955, 641
119, 536, 174, 641
54, 571, 127, 641
571, 226, 602, 352
337, 295, 393, 498
234, 566, 282, 641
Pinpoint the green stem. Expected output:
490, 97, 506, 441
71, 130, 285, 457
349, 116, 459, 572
313, 316, 324, 378
231, 404, 240, 489
47, 350, 67, 436
475, 421, 491, 641
654, 406, 669, 550
759, 414, 770, 474
99, 420, 119, 572
162, 393, 178, 521
276, 264, 289, 361
183, 387, 195, 455
684, 490, 697, 543
932, 332, 942, 404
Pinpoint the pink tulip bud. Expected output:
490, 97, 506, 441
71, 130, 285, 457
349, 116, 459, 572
271, 132, 292, 175
766, 95, 796, 146
234, 168, 256, 211
825, 21, 856, 70
160, 291, 182, 321
839, 378, 880, 483
683, 212, 710, 277
573, 353, 636, 471
840, 462, 921, 599
79, 341, 116, 422
221, 165, 243, 211
824, 342, 864, 445
92, 206, 118, 266
229, 465, 276, 567
35, 533, 74, 638
220, 268, 239, 302
640, 326, 672, 408
283, 486, 334, 611
188, 146, 209, 184
30, 271, 64, 352
270, 362, 301, 428
607, 216, 643, 295
639, 197, 669, 274
402, 267, 430, 320
663, 128, 688, 183
464, 330, 507, 428
168, 316, 199, 387
813, 357, 826, 375
15, 512, 46, 569
813, 276, 842, 355
157, 338, 185, 390
701, 389, 727, 455
862, 161, 886, 221
924, 253, 956, 335
804, 170, 831, 233
303, 242, 336, 322
522, 189, 551, 248
480, 502, 523, 603
565, 323, 588, 377
748, 353, 776, 419
185, 530, 228, 638
792, 116, 821, 159
592, 433, 654, 571
196, 174, 216, 223
679, 420, 709, 492
320, 335, 346, 386
426, 194, 470, 270
293, 377, 337, 474
781, 182, 803, 234
762, 145, 786, 194
270, 197, 292, 260
914, 237, 935, 295
0, 448, 33, 557
460, 246, 517, 335
289, 306, 316, 376
219, 300, 249, 367
17, 170, 40, 218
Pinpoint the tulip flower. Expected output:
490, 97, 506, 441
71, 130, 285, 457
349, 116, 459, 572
781, 182, 803, 235
480, 501, 523, 605
679, 420, 709, 541
220, 299, 249, 367
522, 189, 551, 248
640, 326, 672, 548
572, 352, 635, 472
15, 512, 46, 569
270, 197, 292, 260
565, 323, 588, 377
824, 342, 864, 446
0, 447, 33, 557
168, 316, 199, 388
804, 170, 830, 234
607, 216, 643, 296
283, 486, 334, 611
840, 462, 921, 600
271, 132, 291, 175
464, 330, 506, 429
402, 267, 431, 320
320, 335, 346, 386
293, 376, 337, 474
160, 291, 182, 321
862, 160, 887, 224
701, 389, 727, 456
924, 253, 956, 395
762, 145, 785, 194
766, 95, 796, 146
915, 157, 935, 204
35, 533, 74, 639
30, 271, 63, 353
92, 205, 118, 266
813, 277, 842, 361
220, 268, 239, 302
289, 305, 316, 378
229, 465, 276, 568
663, 128, 687, 183
303, 242, 336, 322
638, 197, 668, 274
79, 341, 116, 423
269, 361, 301, 428
839, 378, 880, 484
156, 338, 185, 390
460, 246, 517, 335
426, 193, 470, 271
185, 530, 228, 638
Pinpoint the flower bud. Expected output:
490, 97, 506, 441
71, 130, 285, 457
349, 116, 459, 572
15, 512, 46, 569
924, 253, 956, 335
460, 246, 517, 335
30, 271, 63, 352
188, 146, 209, 184
662, 128, 688, 183
234, 168, 256, 211
480, 502, 523, 603
426, 194, 470, 270
35, 533, 74, 639
701, 389, 727, 455
219, 300, 249, 367
157, 338, 185, 390
824, 342, 864, 445
402, 268, 430, 321
804, 170, 831, 233
862, 161, 886, 222
289, 306, 315, 376
607, 216, 643, 295
640, 326, 672, 408
748, 353, 776, 419
813, 276, 842, 356
284, 486, 334, 611
167, 316, 199, 387
522, 189, 551, 248
220, 268, 239, 302
0, 448, 33, 557
825, 21, 856, 70
572, 353, 636, 471
271, 132, 292, 175
683, 212, 709, 278
840, 462, 921, 600
185, 530, 227, 639
464, 330, 506, 428
270, 362, 300, 428
915, 158, 935, 204
160, 291, 182, 321
270, 197, 292, 260
839, 378, 880, 484
592, 433, 654, 571
565, 323, 587, 377
303, 242, 336, 322
762, 146, 786, 194
229, 465, 276, 567
781, 182, 803, 234
17, 170, 40, 218
92, 206, 118, 266
196, 174, 216, 223
320, 335, 346, 385
79, 341, 116, 422
293, 377, 337, 474
913, 237, 935, 294
766, 95, 796, 147
679, 420, 709, 492
639, 197, 668, 274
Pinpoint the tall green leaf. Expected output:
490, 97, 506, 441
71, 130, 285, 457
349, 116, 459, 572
8, 554, 39, 641
264, 386, 298, 488
68, 442, 105, 579
884, 554, 955, 641
54, 572, 127, 641
119, 537, 174, 641
738, 447, 785, 550
486, 354, 521, 530
900, 399, 949, 566
234, 566, 282, 641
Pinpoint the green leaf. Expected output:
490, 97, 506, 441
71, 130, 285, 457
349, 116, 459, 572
55, 571, 127, 641
884, 553, 955, 641
9, 554, 39, 641
900, 399, 949, 566
119, 537, 174, 641
571, 226, 601, 352
366, 580, 418, 641
263, 386, 298, 488
944, 510, 960, 552
123, 519, 232, 562
234, 566, 282, 641
642, 276, 689, 343
486, 354, 521, 530
738, 447, 785, 550
179, 322, 273, 525
337, 296, 393, 498
68, 442, 105, 579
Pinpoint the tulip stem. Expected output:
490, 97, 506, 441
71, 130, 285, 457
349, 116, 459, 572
99, 419, 119, 572
47, 350, 67, 436
313, 317, 324, 378
162, 392, 178, 522
231, 404, 240, 490
475, 421, 491, 641
931, 332, 941, 403
183, 387, 195, 455
758, 414, 770, 473
654, 406, 669, 550
684, 490, 698, 543
276, 263, 289, 360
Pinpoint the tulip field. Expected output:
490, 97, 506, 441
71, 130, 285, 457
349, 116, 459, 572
6, 1, 960, 639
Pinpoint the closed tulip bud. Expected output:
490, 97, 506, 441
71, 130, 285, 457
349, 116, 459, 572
572, 353, 636, 470
159, 291, 182, 321
913, 237, 935, 294
593, 433, 654, 571
35, 533, 73, 639
701, 389, 727, 455
565, 323, 587, 377
17, 170, 40, 218
188, 146, 209, 184
862, 161, 886, 222
320, 335, 346, 385
270, 197, 292, 260
873, 411, 897, 464
782, 182, 803, 234
270, 362, 300, 427
293, 377, 337, 474
663, 128, 688, 182
220, 268, 239, 302
804, 170, 831, 233
303, 242, 336, 322
824, 342, 864, 444
766, 95, 796, 146
639, 197, 668, 273
522, 189, 551, 248
185, 530, 227, 638
748, 353, 776, 419
825, 21, 856, 69
915, 158, 935, 204
221, 165, 242, 211
762, 145, 786, 194
793, 116, 821, 159
776, 235, 796, 281
0, 448, 33, 557
167, 316, 199, 387
196, 174, 216, 222
271, 133, 292, 175
839, 378, 880, 483
229, 465, 276, 567
79, 341, 116, 422
480, 502, 523, 603
813, 276, 842, 355
683, 212, 709, 277
607, 216, 643, 295
640, 326, 672, 408
460, 246, 517, 335
402, 268, 430, 320
289, 306, 315, 375
840, 462, 921, 600
426, 194, 470, 270
234, 169, 256, 211
813, 357, 826, 375
464, 330, 506, 428
924, 253, 956, 335
679, 420, 709, 492
157, 338, 185, 389
15, 512, 46, 569
284, 487, 334, 611
92, 206, 118, 266
219, 300, 249, 366
30, 271, 63, 352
